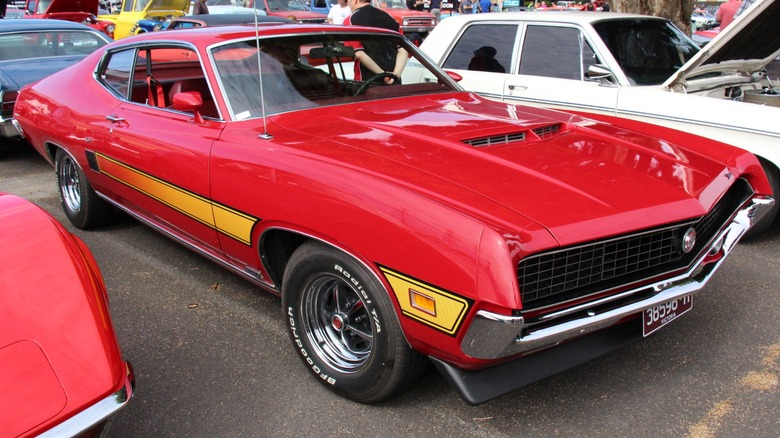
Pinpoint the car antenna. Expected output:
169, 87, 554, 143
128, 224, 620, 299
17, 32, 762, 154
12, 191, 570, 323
254, 6, 272, 140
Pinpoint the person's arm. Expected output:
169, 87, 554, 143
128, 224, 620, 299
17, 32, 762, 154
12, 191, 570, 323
355, 47, 409, 84
391, 47, 409, 79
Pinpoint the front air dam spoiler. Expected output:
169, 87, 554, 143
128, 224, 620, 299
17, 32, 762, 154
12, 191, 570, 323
430, 320, 643, 405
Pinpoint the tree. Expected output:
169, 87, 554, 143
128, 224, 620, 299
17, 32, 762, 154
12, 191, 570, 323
611, 0, 695, 34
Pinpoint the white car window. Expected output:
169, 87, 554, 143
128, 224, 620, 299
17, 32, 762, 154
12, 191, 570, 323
592, 19, 699, 85
518, 25, 596, 81
442, 23, 517, 73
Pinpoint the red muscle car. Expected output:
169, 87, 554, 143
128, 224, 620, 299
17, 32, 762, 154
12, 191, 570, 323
12, 23, 774, 405
0, 193, 134, 436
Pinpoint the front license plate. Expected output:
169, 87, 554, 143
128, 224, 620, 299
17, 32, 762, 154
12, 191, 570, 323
642, 296, 693, 336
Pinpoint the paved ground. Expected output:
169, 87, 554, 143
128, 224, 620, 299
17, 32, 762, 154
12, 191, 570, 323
2, 143, 779, 437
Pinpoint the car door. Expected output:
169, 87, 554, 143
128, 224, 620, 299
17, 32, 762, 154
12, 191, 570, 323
503, 23, 619, 115
94, 45, 225, 253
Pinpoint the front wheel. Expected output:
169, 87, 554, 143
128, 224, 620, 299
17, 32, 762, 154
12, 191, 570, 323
55, 148, 113, 229
282, 242, 426, 403
745, 158, 780, 238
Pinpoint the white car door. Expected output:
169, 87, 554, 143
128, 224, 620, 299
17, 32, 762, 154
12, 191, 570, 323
502, 23, 619, 115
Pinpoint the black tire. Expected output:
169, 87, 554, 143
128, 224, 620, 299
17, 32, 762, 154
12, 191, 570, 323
55, 148, 113, 230
282, 241, 427, 403
745, 158, 780, 239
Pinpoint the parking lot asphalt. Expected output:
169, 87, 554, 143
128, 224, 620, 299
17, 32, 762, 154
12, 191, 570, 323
2, 143, 779, 437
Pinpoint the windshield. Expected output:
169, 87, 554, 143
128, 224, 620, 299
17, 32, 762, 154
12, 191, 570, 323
0, 31, 108, 61
593, 19, 700, 85
28, 0, 51, 14
211, 33, 458, 119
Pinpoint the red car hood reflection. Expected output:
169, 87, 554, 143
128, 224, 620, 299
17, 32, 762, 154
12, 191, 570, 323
274, 95, 731, 244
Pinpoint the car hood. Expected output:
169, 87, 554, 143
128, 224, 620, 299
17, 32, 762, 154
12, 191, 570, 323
274, 94, 735, 245
41, 0, 99, 14
664, 0, 780, 87
0, 57, 87, 90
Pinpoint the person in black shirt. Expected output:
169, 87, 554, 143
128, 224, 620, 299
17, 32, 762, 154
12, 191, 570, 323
345, 0, 408, 83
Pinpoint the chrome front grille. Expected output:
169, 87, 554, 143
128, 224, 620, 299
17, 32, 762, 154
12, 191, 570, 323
406, 17, 434, 26
517, 178, 754, 310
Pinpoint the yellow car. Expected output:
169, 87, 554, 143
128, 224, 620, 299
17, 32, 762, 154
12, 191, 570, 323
98, 0, 190, 39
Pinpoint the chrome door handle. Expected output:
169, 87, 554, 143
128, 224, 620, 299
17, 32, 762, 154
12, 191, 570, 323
106, 115, 126, 123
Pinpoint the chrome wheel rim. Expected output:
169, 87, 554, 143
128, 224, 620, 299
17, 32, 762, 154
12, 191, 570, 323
59, 155, 82, 213
301, 274, 373, 373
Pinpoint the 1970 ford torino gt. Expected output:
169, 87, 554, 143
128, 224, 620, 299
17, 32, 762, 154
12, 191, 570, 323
13, 23, 774, 404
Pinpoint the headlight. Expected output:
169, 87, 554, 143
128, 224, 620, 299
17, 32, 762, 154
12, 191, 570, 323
153, 23, 163, 31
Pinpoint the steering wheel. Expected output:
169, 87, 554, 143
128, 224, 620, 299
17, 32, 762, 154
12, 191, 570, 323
353, 72, 401, 96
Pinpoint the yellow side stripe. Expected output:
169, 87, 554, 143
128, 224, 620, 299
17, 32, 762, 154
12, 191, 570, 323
95, 153, 257, 245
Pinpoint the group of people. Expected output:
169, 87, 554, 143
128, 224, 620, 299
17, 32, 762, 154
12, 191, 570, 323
531, 1, 609, 11
458, 0, 494, 13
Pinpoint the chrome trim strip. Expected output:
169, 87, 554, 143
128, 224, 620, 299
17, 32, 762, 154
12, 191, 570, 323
39, 362, 135, 438
461, 195, 774, 360
492, 94, 780, 139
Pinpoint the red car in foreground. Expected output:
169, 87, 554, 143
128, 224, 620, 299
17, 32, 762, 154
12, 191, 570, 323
0, 193, 134, 436
12, 24, 774, 405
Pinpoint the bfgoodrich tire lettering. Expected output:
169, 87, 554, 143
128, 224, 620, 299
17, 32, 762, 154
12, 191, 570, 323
55, 148, 113, 229
282, 241, 426, 403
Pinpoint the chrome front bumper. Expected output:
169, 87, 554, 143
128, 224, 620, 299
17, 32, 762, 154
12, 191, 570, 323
39, 362, 135, 437
461, 195, 775, 360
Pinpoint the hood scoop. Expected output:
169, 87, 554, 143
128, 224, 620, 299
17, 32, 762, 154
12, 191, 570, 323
463, 123, 562, 147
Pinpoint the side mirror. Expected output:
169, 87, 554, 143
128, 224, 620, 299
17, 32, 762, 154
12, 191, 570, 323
445, 70, 463, 82
172, 91, 203, 112
172, 91, 205, 124
587, 64, 616, 83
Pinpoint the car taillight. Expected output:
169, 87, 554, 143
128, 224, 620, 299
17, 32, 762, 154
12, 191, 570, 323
1, 90, 18, 118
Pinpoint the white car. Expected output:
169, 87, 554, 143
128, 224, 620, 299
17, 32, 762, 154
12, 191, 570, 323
420, 1, 780, 235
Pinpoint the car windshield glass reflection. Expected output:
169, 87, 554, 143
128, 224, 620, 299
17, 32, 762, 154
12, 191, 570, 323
593, 19, 700, 85
0, 31, 108, 61
212, 34, 457, 119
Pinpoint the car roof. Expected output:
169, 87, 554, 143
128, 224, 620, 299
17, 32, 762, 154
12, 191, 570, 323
118, 23, 397, 46
438, 10, 666, 26
0, 18, 100, 33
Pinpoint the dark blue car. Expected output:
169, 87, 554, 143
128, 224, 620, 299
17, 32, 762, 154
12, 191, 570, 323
0, 19, 110, 144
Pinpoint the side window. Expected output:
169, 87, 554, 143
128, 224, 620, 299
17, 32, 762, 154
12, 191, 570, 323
519, 26, 587, 80
581, 37, 600, 79
100, 49, 135, 99
128, 47, 216, 116
442, 24, 517, 74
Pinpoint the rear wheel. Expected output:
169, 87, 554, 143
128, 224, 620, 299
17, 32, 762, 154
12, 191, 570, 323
55, 148, 113, 229
282, 241, 426, 403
